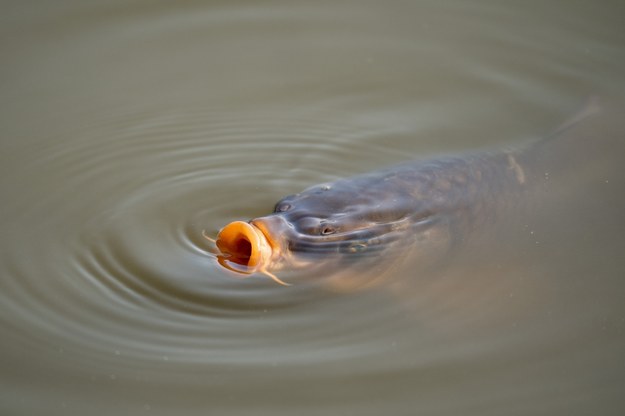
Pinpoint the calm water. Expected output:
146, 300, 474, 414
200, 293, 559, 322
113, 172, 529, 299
1, 1, 625, 415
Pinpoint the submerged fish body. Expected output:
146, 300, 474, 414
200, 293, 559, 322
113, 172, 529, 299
214, 98, 621, 285
215, 151, 528, 284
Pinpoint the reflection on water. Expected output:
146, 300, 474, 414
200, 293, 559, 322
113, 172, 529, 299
1, 1, 625, 415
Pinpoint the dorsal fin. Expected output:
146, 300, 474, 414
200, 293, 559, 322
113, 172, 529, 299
553, 96, 601, 136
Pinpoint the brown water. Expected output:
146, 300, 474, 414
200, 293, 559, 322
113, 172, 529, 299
2, 1, 625, 415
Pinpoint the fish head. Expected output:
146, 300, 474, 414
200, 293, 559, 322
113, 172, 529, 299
215, 180, 444, 283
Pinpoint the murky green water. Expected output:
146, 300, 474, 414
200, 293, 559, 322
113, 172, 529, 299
1, 1, 624, 415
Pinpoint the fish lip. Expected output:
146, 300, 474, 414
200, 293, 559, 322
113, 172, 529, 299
249, 216, 286, 256
215, 218, 293, 285
215, 220, 274, 272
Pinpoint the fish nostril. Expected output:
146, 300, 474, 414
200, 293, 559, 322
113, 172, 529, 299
275, 203, 291, 212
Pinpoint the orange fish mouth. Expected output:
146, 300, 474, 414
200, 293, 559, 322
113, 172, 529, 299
216, 221, 272, 269
215, 220, 290, 285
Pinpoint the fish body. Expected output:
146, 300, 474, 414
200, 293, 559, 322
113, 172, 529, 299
216, 150, 527, 282
214, 98, 622, 285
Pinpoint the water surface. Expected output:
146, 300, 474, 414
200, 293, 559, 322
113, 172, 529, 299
1, 1, 625, 415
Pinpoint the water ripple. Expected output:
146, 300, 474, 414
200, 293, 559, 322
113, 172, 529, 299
1, 107, 414, 371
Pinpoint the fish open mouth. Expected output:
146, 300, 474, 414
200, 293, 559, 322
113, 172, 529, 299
215, 219, 290, 285
216, 221, 269, 268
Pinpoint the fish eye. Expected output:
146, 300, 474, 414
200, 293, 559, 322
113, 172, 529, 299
320, 225, 335, 235
275, 202, 291, 212
293, 217, 329, 235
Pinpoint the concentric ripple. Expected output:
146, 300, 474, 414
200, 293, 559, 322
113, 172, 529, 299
0, 106, 422, 374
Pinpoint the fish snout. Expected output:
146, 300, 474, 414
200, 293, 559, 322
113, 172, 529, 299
215, 220, 272, 270
250, 215, 291, 252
